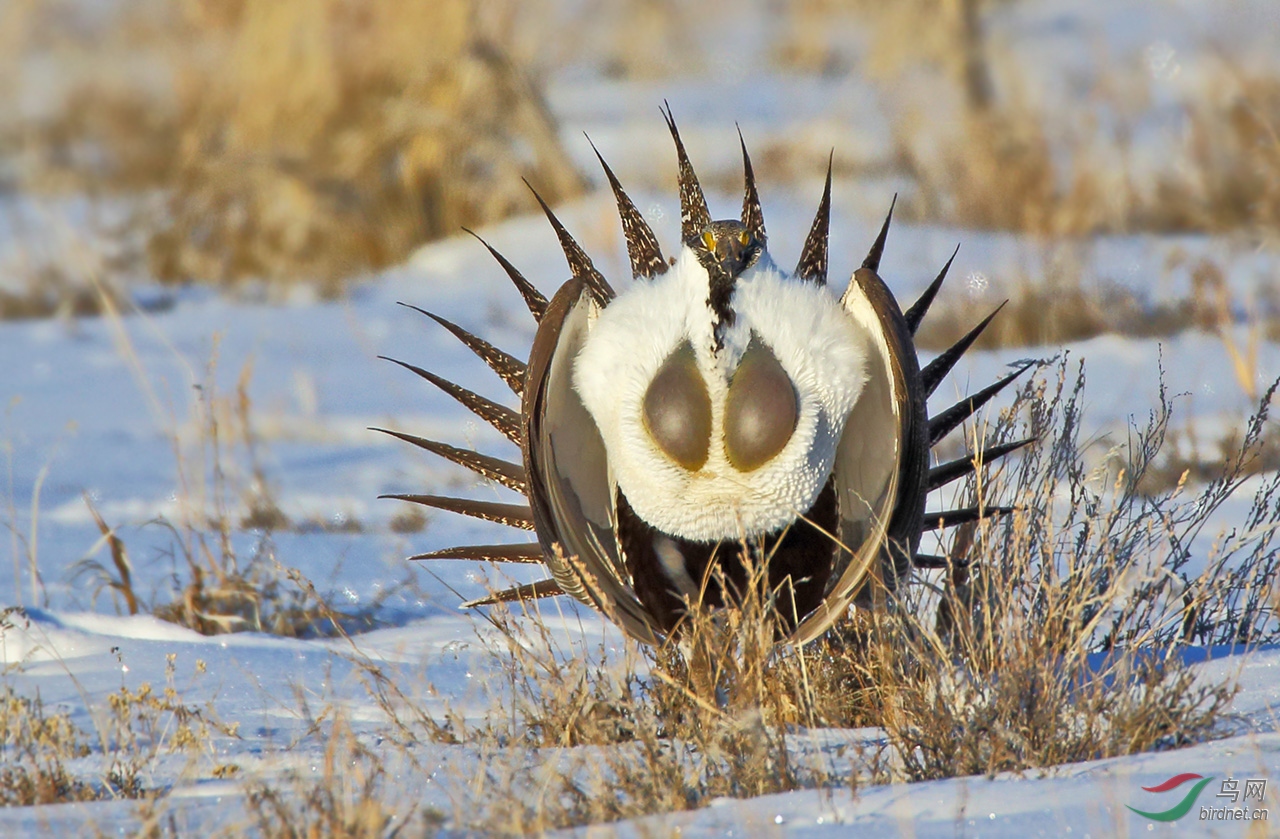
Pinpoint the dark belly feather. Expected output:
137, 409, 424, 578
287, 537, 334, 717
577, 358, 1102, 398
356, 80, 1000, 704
616, 479, 838, 634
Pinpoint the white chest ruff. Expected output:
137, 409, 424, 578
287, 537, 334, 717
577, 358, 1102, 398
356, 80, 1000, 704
573, 248, 871, 542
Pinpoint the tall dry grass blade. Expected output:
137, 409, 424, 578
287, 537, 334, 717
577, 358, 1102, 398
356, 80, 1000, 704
82, 493, 137, 616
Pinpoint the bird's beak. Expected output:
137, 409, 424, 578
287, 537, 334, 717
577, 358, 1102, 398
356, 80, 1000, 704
716, 239, 752, 278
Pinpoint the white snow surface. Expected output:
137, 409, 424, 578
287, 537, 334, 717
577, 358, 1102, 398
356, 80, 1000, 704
4, 0, 1280, 835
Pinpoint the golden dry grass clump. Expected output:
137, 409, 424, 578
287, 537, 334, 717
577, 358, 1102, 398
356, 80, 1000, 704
1146, 70, 1280, 234
0, 684, 95, 806
774, 1, 1280, 239
3, 0, 583, 293
908, 73, 1280, 238
0, 633, 236, 807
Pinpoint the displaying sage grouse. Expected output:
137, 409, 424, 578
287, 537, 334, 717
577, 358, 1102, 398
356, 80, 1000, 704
379, 108, 1031, 647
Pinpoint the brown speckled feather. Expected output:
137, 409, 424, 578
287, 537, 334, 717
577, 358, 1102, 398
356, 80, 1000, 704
661, 103, 710, 245
588, 137, 667, 279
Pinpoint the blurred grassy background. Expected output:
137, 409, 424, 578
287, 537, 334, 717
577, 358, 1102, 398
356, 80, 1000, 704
0, 0, 1276, 305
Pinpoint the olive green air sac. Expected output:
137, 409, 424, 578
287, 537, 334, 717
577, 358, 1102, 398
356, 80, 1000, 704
642, 343, 712, 471
724, 339, 799, 472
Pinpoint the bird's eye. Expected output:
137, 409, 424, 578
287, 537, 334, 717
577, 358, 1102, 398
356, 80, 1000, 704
738, 230, 750, 246
702, 231, 717, 251
724, 340, 798, 472
643, 343, 712, 471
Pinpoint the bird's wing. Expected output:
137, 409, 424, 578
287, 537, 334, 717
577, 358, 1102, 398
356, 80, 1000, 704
790, 260, 926, 644
522, 278, 665, 645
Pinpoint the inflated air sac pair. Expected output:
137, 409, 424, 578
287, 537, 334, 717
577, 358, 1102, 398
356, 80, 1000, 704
642, 339, 798, 473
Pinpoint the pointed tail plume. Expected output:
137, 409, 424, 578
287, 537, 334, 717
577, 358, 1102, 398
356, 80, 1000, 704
587, 135, 668, 279
795, 152, 834, 284
661, 101, 711, 244
737, 125, 767, 249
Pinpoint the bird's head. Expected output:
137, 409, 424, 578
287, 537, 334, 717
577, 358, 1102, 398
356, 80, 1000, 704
692, 219, 763, 282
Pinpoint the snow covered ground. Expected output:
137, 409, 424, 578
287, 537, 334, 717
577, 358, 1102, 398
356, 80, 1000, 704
4, 0, 1280, 835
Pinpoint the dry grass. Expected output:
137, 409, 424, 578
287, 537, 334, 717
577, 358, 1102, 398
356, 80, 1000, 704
902, 74, 1280, 238
0, 683, 95, 806
774, 3, 1280, 239
1145, 70, 1280, 235
0, 630, 236, 807
69, 337, 395, 638
2, 0, 583, 293
417, 597, 847, 833
912, 270, 1189, 353
829, 362, 1272, 780
3, 0, 1277, 307
0, 267, 122, 321
13, 360, 1269, 832
240, 716, 442, 839
914, 249, 1280, 357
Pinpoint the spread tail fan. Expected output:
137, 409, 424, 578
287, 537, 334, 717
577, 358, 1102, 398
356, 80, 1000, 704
381, 122, 1033, 646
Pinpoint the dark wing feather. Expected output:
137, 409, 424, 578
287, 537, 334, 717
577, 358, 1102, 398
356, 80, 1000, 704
380, 356, 521, 445
861, 196, 896, 273
522, 278, 664, 644
526, 182, 614, 305
410, 543, 544, 563
903, 245, 959, 335
929, 363, 1034, 446
920, 302, 1007, 397
381, 494, 535, 530
912, 553, 972, 570
793, 255, 927, 643
461, 578, 564, 608
922, 506, 1015, 532
927, 437, 1036, 491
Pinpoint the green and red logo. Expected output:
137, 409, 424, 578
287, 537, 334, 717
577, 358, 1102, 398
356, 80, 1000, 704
1127, 773, 1215, 822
